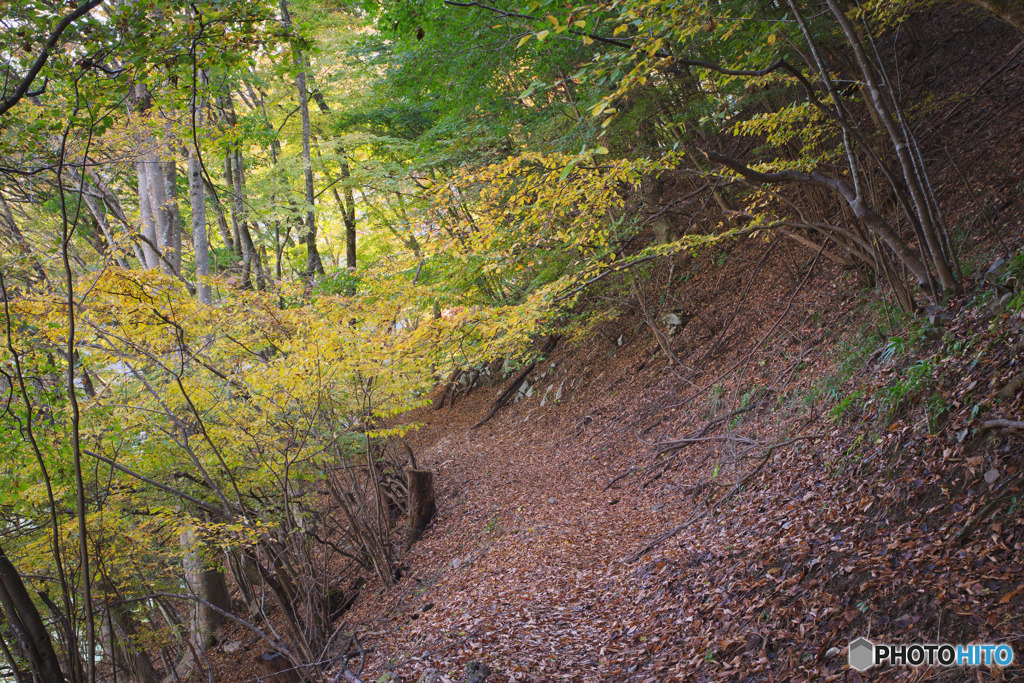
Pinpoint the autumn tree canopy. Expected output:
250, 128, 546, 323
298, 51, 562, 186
0, 0, 1015, 680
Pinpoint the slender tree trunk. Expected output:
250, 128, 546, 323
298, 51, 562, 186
230, 149, 265, 289
136, 157, 159, 269
188, 140, 211, 304
98, 603, 159, 683
309, 88, 357, 270
702, 150, 934, 290
144, 154, 174, 275
341, 157, 356, 270
824, 0, 957, 292
223, 151, 242, 257
280, 0, 324, 279
201, 174, 234, 255
0, 194, 48, 283
163, 159, 182, 274
132, 85, 161, 270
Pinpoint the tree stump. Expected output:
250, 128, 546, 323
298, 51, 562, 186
406, 469, 436, 548
257, 652, 301, 682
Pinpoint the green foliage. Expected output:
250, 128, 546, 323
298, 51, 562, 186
878, 358, 935, 425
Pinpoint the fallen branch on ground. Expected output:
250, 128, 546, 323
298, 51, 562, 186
629, 433, 823, 561
980, 418, 1024, 431
473, 336, 559, 429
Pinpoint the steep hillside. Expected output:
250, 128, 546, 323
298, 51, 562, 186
329, 239, 1023, 681
329, 12, 1024, 681
187, 8, 1024, 683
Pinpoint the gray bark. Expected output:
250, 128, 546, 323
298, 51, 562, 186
163, 160, 182, 274
181, 529, 231, 651
824, 0, 957, 292
136, 156, 159, 269
189, 151, 211, 304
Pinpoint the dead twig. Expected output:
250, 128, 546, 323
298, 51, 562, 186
629, 433, 823, 561
980, 418, 1024, 431
473, 335, 559, 429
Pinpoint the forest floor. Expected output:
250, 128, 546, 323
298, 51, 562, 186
324, 165, 1023, 682
205, 10, 1024, 683
335, 232, 1023, 683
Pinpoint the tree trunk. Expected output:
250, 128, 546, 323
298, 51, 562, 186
132, 84, 161, 270
406, 469, 436, 548
961, 0, 1024, 31
309, 87, 357, 271
223, 151, 242, 258
0, 545, 66, 683
136, 155, 159, 269
341, 156, 357, 270
181, 529, 231, 651
231, 149, 265, 289
98, 603, 159, 683
163, 159, 183, 274
280, 0, 324, 280
188, 150, 211, 303
188, 71, 211, 303
256, 652, 302, 682
201, 173, 234, 255
824, 0, 957, 292
145, 154, 174, 275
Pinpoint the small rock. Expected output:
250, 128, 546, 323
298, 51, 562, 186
452, 558, 462, 570
418, 669, 442, 683
825, 646, 842, 659
548, 497, 558, 505
924, 304, 949, 328
652, 504, 664, 512
985, 468, 1000, 485
660, 310, 692, 336
616, 334, 624, 346
465, 661, 491, 683
984, 256, 1007, 284
221, 640, 242, 653
993, 291, 1016, 316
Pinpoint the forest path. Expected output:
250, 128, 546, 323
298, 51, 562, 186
352, 383, 684, 682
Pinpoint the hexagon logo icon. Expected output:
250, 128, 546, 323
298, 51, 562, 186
848, 637, 875, 671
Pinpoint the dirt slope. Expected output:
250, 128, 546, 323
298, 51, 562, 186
343, 225, 1023, 682
204, 9, 1024, 682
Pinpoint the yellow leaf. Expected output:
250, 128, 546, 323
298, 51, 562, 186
582, 35, 593, 45
767, 33, 776, 45
546, 14, 558, 27
517, 34, 532, 48
613, 24, 628, 36
536, 29, 549, 42
594, 146, 609, 155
